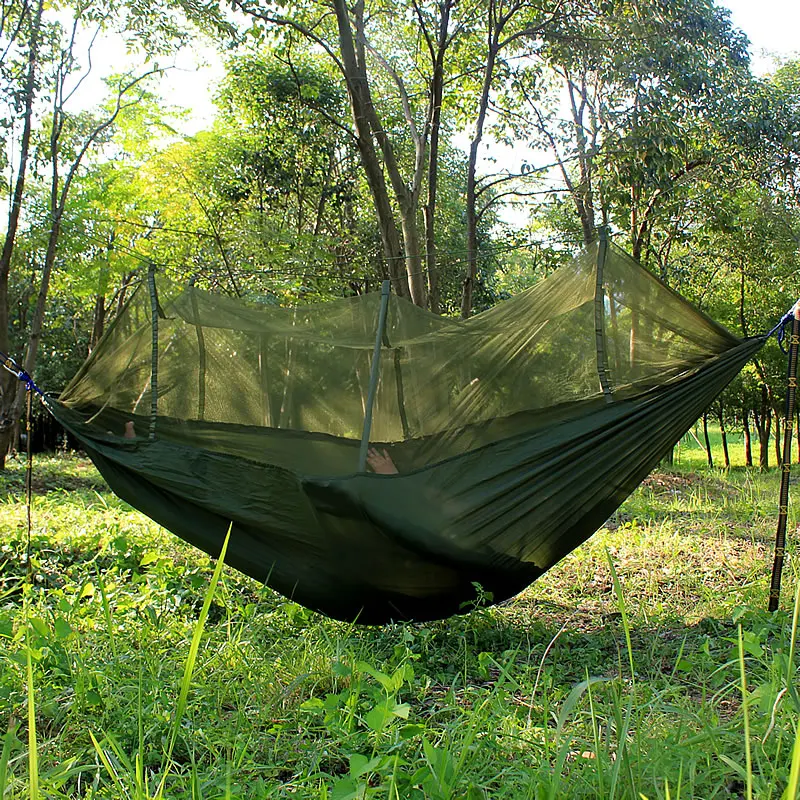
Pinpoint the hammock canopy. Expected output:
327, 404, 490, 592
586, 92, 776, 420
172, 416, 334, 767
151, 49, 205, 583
51, 240, 765, 623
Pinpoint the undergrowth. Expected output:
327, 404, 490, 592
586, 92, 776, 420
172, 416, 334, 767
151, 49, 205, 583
1, 453, 799, 798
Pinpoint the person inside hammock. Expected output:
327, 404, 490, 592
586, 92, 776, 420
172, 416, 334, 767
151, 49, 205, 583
123, 423, 399, 475
366, 447, 398, 474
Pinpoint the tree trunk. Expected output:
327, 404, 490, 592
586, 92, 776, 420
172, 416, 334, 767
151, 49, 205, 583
0, 0, 44, 469
348, 0, 426, 307
422, 0, 451, 316
702, 410, 714, 468
89, 293, 106, 353
462, 15, 499, 319
761, 410, 771, 470
753, 387, 771, 470
332, 0, 410, 299
22, 212, 61, 382
774, 409, 782, 467
717, 401, 730, 469
743, 407, 753, 467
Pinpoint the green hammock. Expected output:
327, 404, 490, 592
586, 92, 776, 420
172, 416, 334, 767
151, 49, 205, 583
50, 240, 766, 623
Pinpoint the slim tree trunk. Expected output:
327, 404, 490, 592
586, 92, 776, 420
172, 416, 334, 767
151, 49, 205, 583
761, 410, 771, 470
717, 401, 730, 469
743, 407, 753, 467
11, 66, 157, 425
774, 410, 782, 467
332, 0, 409, 299
702, 410, 714, 468
89, 293, 106, 353
754, 387, 771, 470
348, 0, 426, 306
462, 2, 500, 319
422, 0, 451, 316
0, 0, 44, 468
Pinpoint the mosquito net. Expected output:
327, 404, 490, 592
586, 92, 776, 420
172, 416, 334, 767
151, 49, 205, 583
60, 240, 738, 473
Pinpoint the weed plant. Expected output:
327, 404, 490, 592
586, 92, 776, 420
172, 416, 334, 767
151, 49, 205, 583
1, 453, 799, 798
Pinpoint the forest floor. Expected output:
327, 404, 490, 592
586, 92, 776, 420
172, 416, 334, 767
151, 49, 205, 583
1, 443, 799, 799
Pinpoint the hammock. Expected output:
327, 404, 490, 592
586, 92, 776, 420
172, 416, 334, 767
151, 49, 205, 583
49, 240, 766, 623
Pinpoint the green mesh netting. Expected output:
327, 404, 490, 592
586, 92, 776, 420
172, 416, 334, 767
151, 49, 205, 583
51, 241, 764, 623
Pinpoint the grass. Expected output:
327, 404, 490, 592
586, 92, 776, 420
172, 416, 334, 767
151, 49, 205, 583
0, 451, 799, 798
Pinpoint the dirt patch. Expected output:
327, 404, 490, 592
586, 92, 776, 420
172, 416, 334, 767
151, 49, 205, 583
641, 472, 705, 494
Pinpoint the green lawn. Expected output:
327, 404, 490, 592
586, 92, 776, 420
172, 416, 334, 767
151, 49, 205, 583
1, 453, 799, 799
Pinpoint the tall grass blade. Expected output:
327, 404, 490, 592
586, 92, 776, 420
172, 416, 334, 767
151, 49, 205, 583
737, 624, 753, 800
88, 731, 126, 797
555, 677, 608, 743
25, 636, 38, 800
787, 571, 800, 687
782, 720, 800, 800
0, 718, 16, 798
97, 576, 118, 660
155, 527, 231, 798
608, 693, 634, 800
606, 550, 635, 683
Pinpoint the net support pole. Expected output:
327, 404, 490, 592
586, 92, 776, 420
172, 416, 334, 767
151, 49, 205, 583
359, 280, 391, 471
147, 263, 159, 440
188, 279, 207, 421
595, 227, 614, 403
768, 301, 800, 612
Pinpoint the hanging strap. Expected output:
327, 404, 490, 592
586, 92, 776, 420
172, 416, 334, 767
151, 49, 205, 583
768, 300, 800, 612
147, 264, 160, 440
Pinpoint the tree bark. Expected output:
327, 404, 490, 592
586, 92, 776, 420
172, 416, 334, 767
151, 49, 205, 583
331, 0, 410, 299
10, 68, 158, 428
90, 293, 106, 353
462, 14, 499, 319
702, 410, 713, 468
348, 0, 426, 306
717, 400, 730, 469
743, 407, 753, 467
753, 387, 771, 470
422, 0, 451, 315
0, 0, 44, 468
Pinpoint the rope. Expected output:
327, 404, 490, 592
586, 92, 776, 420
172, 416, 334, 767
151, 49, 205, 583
768, 303, 800, 612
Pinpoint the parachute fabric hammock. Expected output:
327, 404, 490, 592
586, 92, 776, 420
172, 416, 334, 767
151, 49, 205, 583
49, 239, 765, 624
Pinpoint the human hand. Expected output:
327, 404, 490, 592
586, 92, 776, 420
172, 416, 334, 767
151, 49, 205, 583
366, 447, 398, 474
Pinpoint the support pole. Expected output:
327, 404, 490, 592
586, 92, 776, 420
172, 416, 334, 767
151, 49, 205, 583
188, 280, 207, 421
595, 227, 614, 403
359, 280, 391, 471
147, 264, 159, 440
768, 301, 800, 612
